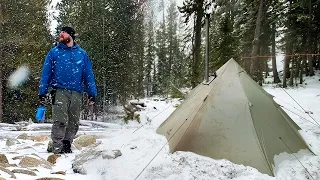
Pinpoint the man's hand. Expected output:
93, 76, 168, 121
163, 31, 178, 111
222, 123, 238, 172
88, 96, 95, 105
38, 94, 47, 106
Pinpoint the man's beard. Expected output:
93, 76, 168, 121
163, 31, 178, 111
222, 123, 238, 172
59, 37, 71, 44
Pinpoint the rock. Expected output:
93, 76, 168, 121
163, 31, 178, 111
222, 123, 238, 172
0, 163, 17, 168
19, 156, 53, 169
73, 135, 96, 148
72, 147, 103, 175
12, 169, 37, 176
36, 178, 64, 180
12, 156, 25, 160
6, 138, 16, 146
16, 146, 33, 150
51, 171, 66, 175
34, 143, 45, 146
47, 141, 53, 153
0, 166, 16, 179
47, 154, 61, 164
16, 133, 28, 140
102, 150, 122, 160
0, 154, 9, 164
33, 135, 50, 142
130, 145, 137, 149
0, 177, 6, 180
73, 142, 82, 150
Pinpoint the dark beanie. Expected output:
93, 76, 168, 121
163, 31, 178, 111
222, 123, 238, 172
61, 26, 76, 40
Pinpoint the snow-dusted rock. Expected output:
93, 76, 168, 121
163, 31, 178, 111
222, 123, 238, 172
47, 154, 61, 164
72, 147, 103, 175
51, 171, 66, 175
12, 169, 37, 176
19, 156, 53, 169
32, 135, 50, 142
0, 154, 8, 164
6, 137, 16, 146
16, 133, 28, 140
102, 150, 122, 160
73, 135, 97, 149
12, 156, 25, 160
36, 178, 64, 180
33, 143, 45, 146
0, 163, 17, 168
0, 166, 16, 179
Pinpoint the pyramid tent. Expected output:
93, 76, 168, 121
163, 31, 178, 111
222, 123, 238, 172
157, 59, 311, 176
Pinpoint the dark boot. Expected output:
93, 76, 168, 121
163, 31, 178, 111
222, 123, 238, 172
62, 140, 72, 153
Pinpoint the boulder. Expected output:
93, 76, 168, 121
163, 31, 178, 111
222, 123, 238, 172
33, 143, 45, 146
51, 171, 66, 175
0, 154, 8, 164
12, 169, 37, 176
33, 135, 50, 142
16, 133, 28, 140
102, 150, 122, 160
12, 156, 25, 160
19, 156, 53, 169
73, 135, 96, 148
5, 138, 16, 146
0, 166, 16, 179
47, 154, 61, 164
72, 147, 103, 175
72, 147, 122, 175
0, 163, 17, 168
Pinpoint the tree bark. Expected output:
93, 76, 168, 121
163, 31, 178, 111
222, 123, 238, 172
191, 0, 204, 88
250, 0, 266, 86
271, 24, 280, 83
283, 44, 291, 88
0, 3, 3, 122
307, 0, 314, 76
264, 59, 268, 78
0, 61, 3, 123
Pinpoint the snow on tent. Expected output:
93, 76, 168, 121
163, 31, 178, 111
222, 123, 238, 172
157, 59, 312, 176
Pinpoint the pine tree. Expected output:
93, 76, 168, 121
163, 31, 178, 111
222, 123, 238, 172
0, 0, 52, 122
145, 10, 156, 97
57, 0, 145, 105
167, 1, 186, 90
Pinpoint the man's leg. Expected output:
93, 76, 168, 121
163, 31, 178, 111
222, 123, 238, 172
51, 89, 70, 154
63, 91, 82, 151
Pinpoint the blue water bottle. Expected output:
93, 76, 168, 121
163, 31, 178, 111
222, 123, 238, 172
36, 105, 47, 122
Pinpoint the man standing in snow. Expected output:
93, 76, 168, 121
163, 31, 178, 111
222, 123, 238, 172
38, 26, 97, 154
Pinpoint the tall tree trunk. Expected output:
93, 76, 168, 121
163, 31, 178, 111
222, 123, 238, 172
0, 3, 3, 123
0, 59, 2, 123
283, 44, 292, 88
271, 24, 280, 83
296, 57, 301, 86
289, 58, 294, 86
307, 0, 314, 76
265, 59, 268, 78
191, 0, 204, 88
250, 0, 266, 86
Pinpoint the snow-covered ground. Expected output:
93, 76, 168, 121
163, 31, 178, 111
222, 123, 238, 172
1, 72, 320, 180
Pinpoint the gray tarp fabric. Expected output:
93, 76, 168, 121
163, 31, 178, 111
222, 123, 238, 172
157, 59, 311, 176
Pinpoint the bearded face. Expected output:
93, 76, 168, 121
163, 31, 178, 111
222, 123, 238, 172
59, 31, 71, 44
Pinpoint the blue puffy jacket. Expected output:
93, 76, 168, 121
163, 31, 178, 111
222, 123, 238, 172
39, 42, 97, 97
